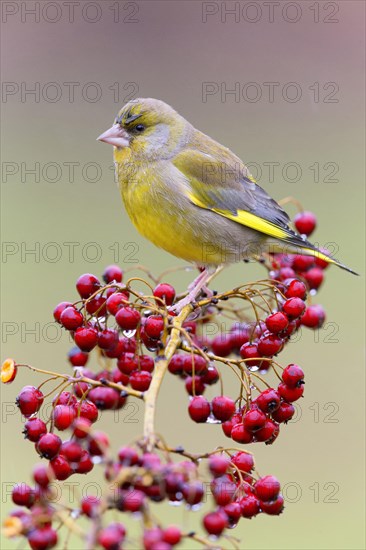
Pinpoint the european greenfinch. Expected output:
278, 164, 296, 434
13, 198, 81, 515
98, 98, 356, 309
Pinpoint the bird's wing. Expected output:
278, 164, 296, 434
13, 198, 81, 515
173, 148, 303, 244
172, 146, 358, 274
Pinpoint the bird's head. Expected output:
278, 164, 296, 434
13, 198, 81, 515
97, 98, 191, 161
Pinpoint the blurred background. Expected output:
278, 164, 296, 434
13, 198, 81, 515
1, 1, 365, 548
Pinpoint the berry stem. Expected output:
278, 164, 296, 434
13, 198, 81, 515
278, 195, 304, 212
143, 305, 192, 451
16, 364, 144, 399
185, 532, 223, 548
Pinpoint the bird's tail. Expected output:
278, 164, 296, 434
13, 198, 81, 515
298, 246, 358, 275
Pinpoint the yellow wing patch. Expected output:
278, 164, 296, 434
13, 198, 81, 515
188, 193, 288, 240
188, 193, 358, 274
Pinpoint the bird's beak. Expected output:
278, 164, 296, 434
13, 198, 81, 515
97, 124, 130, 148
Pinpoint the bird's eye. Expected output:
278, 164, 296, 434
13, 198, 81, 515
135, 124, 145, 132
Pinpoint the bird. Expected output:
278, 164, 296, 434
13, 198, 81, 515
97, 98, 357, 311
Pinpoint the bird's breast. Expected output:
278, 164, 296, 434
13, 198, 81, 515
115, 157, 263, 265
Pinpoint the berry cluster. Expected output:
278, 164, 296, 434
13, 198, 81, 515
7, 446, 283, 549
167, 276, 314, 448
2, 210, 333, 550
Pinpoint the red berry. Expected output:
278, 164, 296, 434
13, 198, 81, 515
211, 476, 236, 506
50, 455, 72, 480
260, 494, 284, 515
253, 321, 267, 338
16, 386, 44, 417
240, 494, 261, 518
76, 273, 101, 298
203, 510, 228, 535
28, 527, 58, 550
112, 368, 130, 386
278, 382, 304, 402
182, 481, 204, 505
144, 315, 165, 339
254, 419, 279, 443
292, 254, 315, 272
285, 279, 307, 300
231, 451, 254, 473
211, 333, 233, 357
282, 364, 304, 388
81, 495, 101, 518
117, 352, 139, 374
60, 440, 83, 462
294, 211, 317, 236
97, 329, 119, 350
280, 319, 299, 337
141, 452, 162, 469
265, 312, 289, 334
221, 412, 242, 438
224, 502, 242, 525
106, 292, 129, 315
211, 395, 236, 421
143, 528, 164, 550
85, 294, 107, 317
74, 450, 94, 474
53, 405, 76, 430
139, 355, 154, 372
231, 423, 254, 444
53, 391, 77, 407
282, 297, 306, 319
88, 387, 119, 410
115, 307, 141, 330
208, 455, 230, 477
256, 388, 281, 413
188, 396, 211, 423
239, 342, 260, 367
182, 354, 208, 375
88, 431, 109, 456
301, 304, 326, 328
140, 327, 160, 351
304, 267, 324, 290
103, 264, 123, 283
278, 266, 296, 280
243, 407, 267, 432
201, 364, 220, 385
97, 523, 126, 550
185, 375, 205, 395
130, 370, 152, 391
257, 333, 283, 356
68, 346, 89, 367
75, 400, 98, 423
72, 417, 92, 439
117, 488, 145, 513
271, 401, 295, 423
140, 326, 159, 351
162, 526, 181, 546
118, 447, 139, 465
33, 464, 52, 488
36, 433, 62, 459
23, 418, 47, 442
74, 326, 98, 352
153, 283, 176, 306
73, 376, 92, 397
12, 483, 35, 507
60, 306, 83, 330
53, 301, 72, 323
254, 475, 280, 501
230, 326, 251, 350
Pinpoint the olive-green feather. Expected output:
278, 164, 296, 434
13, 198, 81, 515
173, 147, 358, 275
